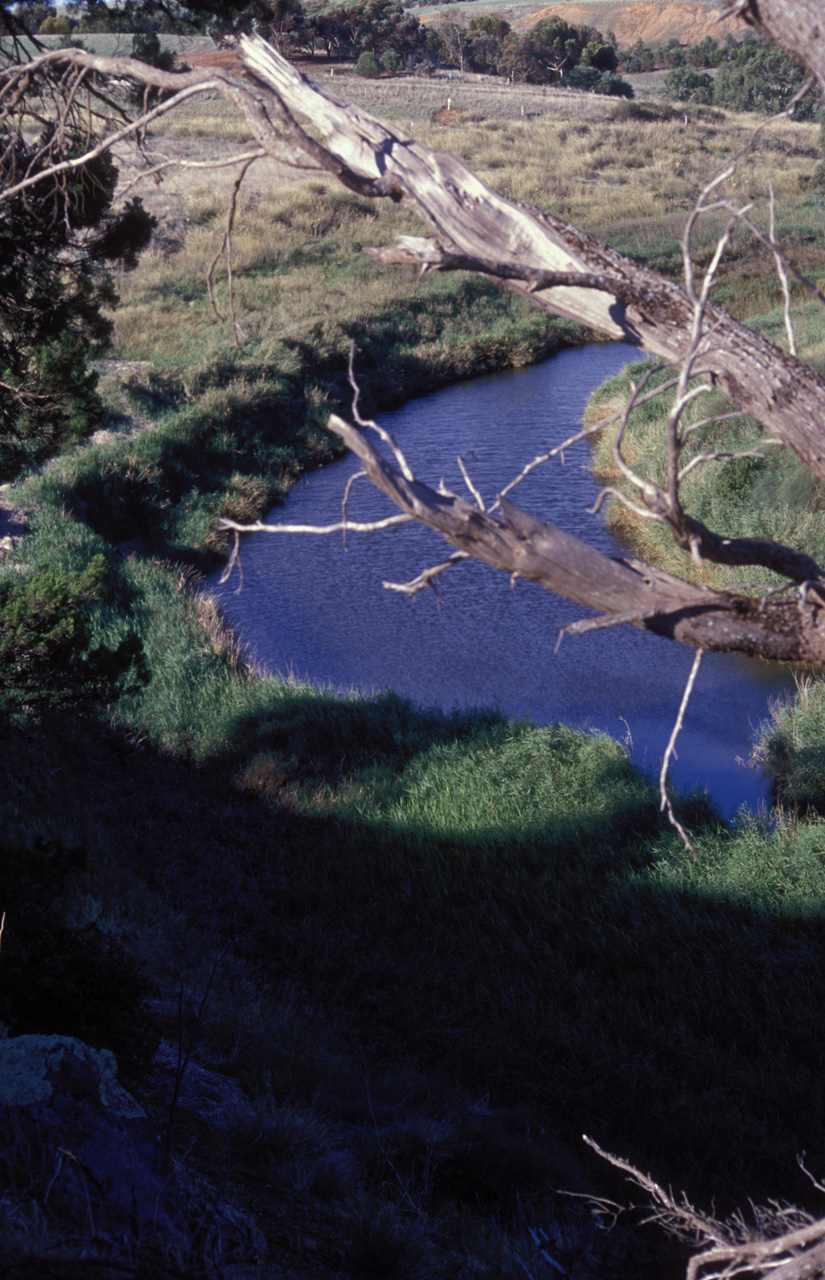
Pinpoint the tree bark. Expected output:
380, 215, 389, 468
326, 413, 825, 667
239, 34, 825, 484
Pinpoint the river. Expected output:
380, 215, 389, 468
208, 342, 796, 817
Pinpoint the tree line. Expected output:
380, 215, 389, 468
23, 2, 632, 92
640, 32, 817, 118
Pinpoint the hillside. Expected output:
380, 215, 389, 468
419, 0, 746, 44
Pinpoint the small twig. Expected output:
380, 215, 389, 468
677, 439, 780, 484
769, 180, 797, 356
590, 485, 668, 523
115, 147, 267, 203
348, 343, 415, 481
340, 467, 367, 549
493, 417, 609, 508
383, 551, 469, 596
165, 955, 221, 1158
798, 1155, 825, 1199
206, 154, 258, 347
555, 606, 665, 651
659, 648, 703, 860
218, 528, 244, 591
457, 451, 485, 511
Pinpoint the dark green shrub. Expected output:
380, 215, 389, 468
597, 69, 633, 97
663, 65, 714, 103
356, 51, 381, 78
0, 555, 147, 711
0, 132, 155, 479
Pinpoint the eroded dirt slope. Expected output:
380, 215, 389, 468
512, 1, 744, 43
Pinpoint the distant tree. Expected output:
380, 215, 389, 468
436, 15, 467, 72
526, 16, 583, 81
563, 63, 601, 92
686, 35, 722, 68
714, 41, 816, 117
663, 36, 686, 67
39, 9, 71, 33
565, 63, 632, 97
580, 40, 617, 72
496, 31, 540, 83
319, 0, 422, 62
596, 69, 633, 97
662, 65, 715, 104
465, 13, 509, 75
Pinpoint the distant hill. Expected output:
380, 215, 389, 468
420, 0, 746, 46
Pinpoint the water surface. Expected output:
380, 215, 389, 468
209, 343, 796, 817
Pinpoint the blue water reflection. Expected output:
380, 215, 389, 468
208, 343, 796, 817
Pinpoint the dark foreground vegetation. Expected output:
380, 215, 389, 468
3, 8, 825, 1276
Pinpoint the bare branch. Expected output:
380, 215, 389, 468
219, 512, 413, 537
769, 181, 797, 357
494, 418, 615, 507
383, 552, 469, 597
457, 453, 485, 512
659, 648, 703, 859
206, 155, 259, 348
0, 79, 224, 204
116, 148, 268, 204
286, 412, 825, 668
677, 440, 780, 484
347, 343, 415, 482
584, 1135, 825, 1280
235, 35, 825, 493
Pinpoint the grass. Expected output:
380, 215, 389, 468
586, 309, 825, 591
4, 68, 825, 1276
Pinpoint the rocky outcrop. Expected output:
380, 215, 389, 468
0, 1035, 265, 1270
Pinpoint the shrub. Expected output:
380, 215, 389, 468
663, 66, 714, 105
0, 555, 147, 712
356, 51, 381, 79
0, 132, 155, 479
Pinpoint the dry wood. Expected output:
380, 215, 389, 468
318, 412, 825, 667
238, 33, 825, 486
4, 17, 825, 667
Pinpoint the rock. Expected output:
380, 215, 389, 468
0, 1035, 266, 1267
148, 1042, 256, 1130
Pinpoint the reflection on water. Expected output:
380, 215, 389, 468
208, 343, 796, 817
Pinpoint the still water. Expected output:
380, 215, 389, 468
208, 343, 796, 817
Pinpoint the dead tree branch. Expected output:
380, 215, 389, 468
236, 33, 825, 489
584, 1135, 825, 1280
3, 19, 825, 669
296, 411, 825, 668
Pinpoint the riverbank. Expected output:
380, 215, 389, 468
4, 82, 825, 1274
585, 299, 825, 806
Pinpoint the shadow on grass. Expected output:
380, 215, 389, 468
2, 693, 824, 1217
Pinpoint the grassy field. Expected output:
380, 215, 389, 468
4, 67, 825, 1277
